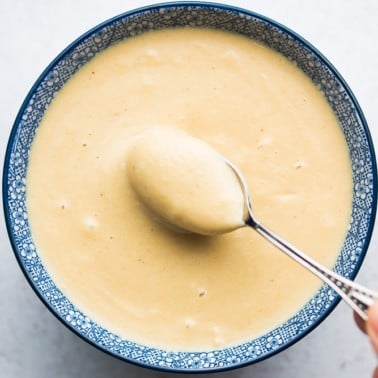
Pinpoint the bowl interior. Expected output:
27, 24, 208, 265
3, 2, 377, 373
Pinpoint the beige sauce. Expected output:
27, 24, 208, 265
26, 28, 352, 351
127, 127, 245, 235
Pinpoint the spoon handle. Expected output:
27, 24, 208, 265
251, 221, 378, 320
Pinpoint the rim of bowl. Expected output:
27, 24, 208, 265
3, 1, 377, 373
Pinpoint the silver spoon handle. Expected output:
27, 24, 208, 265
250, 221, 378, 320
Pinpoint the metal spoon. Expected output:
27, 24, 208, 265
226, 160, 378, 320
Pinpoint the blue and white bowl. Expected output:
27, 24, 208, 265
3, 1, 377, 373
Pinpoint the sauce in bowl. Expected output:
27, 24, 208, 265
26, 27, 352, 351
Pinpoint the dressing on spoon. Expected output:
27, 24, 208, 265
127, 128, 378, 320
127, 128, 245, 235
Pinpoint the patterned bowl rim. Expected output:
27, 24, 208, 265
3, 1, 377, 373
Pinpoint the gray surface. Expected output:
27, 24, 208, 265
1, 1, 378, 377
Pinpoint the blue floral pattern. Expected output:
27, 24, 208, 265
3, 2, 377, 373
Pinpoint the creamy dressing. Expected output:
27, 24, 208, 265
127, 128, 245, 235
26, 27, 353, 351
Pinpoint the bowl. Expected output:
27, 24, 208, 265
3, 1, 377, 373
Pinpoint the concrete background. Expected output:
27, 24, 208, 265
1, 1, 377, 377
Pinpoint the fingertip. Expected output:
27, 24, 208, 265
354, 310, 367, 333
367, 301, 378, 353
368, 301, 378, 334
